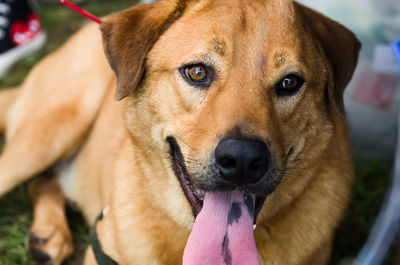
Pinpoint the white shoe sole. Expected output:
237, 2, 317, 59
0, 31, 46, 78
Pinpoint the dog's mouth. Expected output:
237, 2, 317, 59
167, 137, 204, 216
167, 136, 265, 265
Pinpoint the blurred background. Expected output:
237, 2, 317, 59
0, 0, 399, 264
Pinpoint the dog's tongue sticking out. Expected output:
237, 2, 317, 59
183, 190, 260, 265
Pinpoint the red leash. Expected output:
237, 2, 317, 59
59, 0, 102, 24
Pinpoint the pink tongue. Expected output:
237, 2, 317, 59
183, 190, 260, 265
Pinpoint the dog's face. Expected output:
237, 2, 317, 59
102, 0, 359, 214
101, 0, 359, 263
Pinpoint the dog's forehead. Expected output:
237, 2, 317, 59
149, 0, 303, 71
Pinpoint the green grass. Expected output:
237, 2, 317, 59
0, 0, 397, 264
0, 186, 32, 265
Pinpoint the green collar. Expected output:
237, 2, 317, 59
90, 210, 119, 265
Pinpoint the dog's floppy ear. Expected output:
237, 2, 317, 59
295, 3, 361, 116
101, 0, 190, 100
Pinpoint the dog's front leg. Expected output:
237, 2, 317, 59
28, 175, 73, 265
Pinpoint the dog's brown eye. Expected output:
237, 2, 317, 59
275, 74, 304, 97
179, 63, 214, 88
186, 65, 206, 81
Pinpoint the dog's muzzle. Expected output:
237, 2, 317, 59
167, 136, 279, 265
166, 136, 276, 219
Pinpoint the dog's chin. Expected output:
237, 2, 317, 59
166, 136, 267, 222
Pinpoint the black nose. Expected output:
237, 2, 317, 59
215, 138, 271, 186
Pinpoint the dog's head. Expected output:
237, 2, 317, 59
101, 0, 360, 263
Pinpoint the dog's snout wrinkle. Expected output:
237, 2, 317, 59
215, 138, 271, 186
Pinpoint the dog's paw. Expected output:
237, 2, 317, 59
29, 225, 73, 265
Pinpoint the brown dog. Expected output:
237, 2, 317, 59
0, 0, 360, 264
